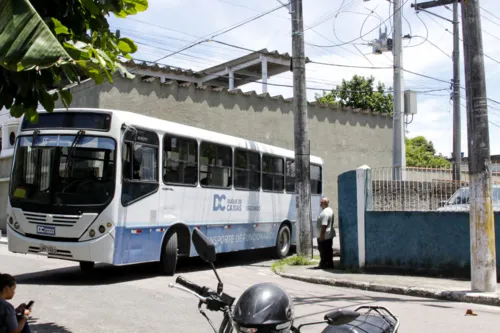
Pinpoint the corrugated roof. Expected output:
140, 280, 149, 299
124, 49, 309, 78
124, 59, 202, 78
198, 48, 308, 76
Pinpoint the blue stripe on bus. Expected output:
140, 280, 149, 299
112, 221, 297, 265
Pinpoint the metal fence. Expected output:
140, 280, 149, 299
370, 165, 500, 212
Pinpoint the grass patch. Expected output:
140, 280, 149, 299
272, 255, 317, 273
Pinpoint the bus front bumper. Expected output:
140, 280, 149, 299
7, 226, 115, 264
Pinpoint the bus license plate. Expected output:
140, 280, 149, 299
36, 225, 55, 236
40, 244, 57, 254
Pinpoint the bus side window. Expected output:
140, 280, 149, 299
200, 142, 232, 188
234, 149, 260, 191
163, 134, 198, 185
262, 154, 284, 192
310, 164, 322, 194
121, 128, 159, 206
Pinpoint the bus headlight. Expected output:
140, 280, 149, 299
99, 225, 106, 234
14, 222, 20, 230
89, 229, 96, 238
106, 222, 113, 228
8, 216, 14, 225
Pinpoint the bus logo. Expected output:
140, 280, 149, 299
213, 194, 226, 211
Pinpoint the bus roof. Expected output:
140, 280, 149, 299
38, 108, 324, 165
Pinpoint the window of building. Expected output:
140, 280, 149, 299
121, 127, 159, 206
262, 154, 284, 192
285, 159, 295, 193
234, 149, 260, 190
163, 135, 198, 185
310, 164, 322, 194
199, 142, 232, 188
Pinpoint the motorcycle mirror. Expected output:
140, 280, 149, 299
192, 228, 216, 263
324, 309, 360, 326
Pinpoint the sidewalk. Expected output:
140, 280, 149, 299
0, 230, 6, 244
275, 259, 500, 307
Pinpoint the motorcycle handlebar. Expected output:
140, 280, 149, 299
176, 276, 206, 297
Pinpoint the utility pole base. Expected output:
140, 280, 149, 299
469, 173, 497, 292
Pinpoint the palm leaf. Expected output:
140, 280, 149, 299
0, 0, 73, 72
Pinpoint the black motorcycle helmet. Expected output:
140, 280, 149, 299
232, 282, 294, 333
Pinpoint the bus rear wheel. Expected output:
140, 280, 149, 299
274, 224, 291, 259
79, 261, 95, 272
160, 231, 178, 276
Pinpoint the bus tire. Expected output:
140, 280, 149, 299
79, 261, 95, 272
275, 224, 291, 259
160, 231, 178, 276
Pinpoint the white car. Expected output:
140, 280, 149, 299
437, 185, 500, 212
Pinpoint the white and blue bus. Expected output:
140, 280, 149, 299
6, 108, 324, 274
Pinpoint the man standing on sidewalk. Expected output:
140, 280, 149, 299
314, 197, 335, 269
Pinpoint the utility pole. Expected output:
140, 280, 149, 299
461, 0, 496, 292
290, 0, 313, 258
452, 0, 461, 182
392, 0, 406, 181
412, 0, 462, 183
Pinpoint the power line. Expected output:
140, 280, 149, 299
410, 35, 451, 58
480, 5, 500, 22
405, 12, 429, 48
443, 29, 500, 65
310, 60, 391, 69
152, 2, 289, 63
304, 0, 358, 32
211, 39, 392, 70
130, 56, 447, 95
123, 29, 499, 105
198, 39, 461, 88
210, 4, 287, 39
481, 13, 500, 28
217, 0, 368, 62
306, 0, 410, 48
483, 29, 500, 43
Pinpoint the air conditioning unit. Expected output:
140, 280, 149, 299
2, 121, 20, 151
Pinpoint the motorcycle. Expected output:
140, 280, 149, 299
169, 229, 400, 333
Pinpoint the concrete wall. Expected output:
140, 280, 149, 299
338, 166, 500, 279
59, 76, 393, 221
364, 211, 500, 277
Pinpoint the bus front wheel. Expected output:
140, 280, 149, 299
79, 261, 95, 272
274, 224, 291, 259
160, 231, 178, 276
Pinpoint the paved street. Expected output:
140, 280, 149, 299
1, 245, 500, 333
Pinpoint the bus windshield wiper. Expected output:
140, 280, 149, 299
31, 129, 40, 163
65, 130, 85, 177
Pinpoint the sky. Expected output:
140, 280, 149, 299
9, 0, 500, 159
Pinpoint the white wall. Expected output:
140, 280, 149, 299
0, 107, 20, 232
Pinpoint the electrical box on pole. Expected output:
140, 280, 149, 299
404, 90, 418, 115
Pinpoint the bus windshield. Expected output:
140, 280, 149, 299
10, 135, 116, 206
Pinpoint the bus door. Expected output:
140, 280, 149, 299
119, 126, 160, 263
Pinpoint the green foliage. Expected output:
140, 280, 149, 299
315, 75, 393, 114
406, 136, 452, 168
271, 255, 317, 273
0, 0, 148, 121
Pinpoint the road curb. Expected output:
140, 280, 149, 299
275, 270, 500, 307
